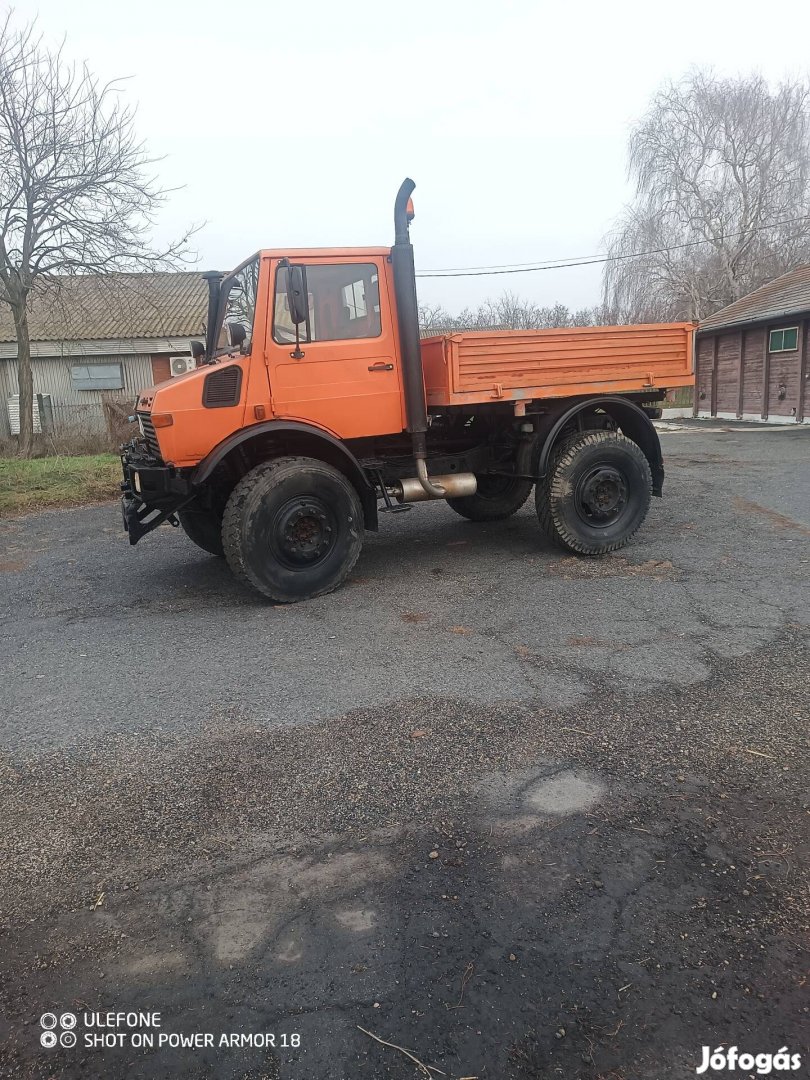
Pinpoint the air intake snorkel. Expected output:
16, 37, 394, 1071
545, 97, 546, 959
202, 270, 225, 363
391, 179, 445, 497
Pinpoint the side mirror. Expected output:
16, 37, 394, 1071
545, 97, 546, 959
285, 264, 308, 325
190, 339, 205, 360
227, 322, 247, 348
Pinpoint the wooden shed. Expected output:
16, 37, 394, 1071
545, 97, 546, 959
695, 265, 810, 423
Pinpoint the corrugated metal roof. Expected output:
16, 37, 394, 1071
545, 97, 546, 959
699, 264, 810, 332
0, 272, 207, 344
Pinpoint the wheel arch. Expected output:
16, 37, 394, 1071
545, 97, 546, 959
536, 396, 664, 496
192, 420, 378, 530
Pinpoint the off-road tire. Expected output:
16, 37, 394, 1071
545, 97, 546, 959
447, 474, 534, 522
177, 508, 224, 557
536, 431, 652, 555
222, 456, 364, 602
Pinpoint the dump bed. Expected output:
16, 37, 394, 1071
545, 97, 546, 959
420, 323, 695, 407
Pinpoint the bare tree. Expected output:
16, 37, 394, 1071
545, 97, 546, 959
603, 71, 810, 323
0, 14, 196, 456
419, 291, 601, 335
417, 301, 452, 335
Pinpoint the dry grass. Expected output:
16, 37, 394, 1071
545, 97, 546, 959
0, 454, 120, 516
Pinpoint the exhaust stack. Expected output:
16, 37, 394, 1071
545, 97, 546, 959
391, 178, 446, 498
202, 270, 225, 362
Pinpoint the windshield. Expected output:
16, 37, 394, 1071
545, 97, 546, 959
213, 254, 260, 354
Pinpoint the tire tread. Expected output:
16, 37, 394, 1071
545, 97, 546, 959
536, 430, 651, 555
222, 456, 363, 600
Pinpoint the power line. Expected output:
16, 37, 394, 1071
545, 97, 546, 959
415, 213, 810, 278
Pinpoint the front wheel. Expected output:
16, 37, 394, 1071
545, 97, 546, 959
222, 456, 364, 602
536, 431, 652, 555
447, 474, 533, 522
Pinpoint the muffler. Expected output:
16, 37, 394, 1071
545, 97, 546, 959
393, 472, 477, 503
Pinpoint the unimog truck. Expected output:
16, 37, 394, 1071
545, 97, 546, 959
120, 179, 694, 602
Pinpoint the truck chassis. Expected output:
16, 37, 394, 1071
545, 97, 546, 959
122, 390, 665, 602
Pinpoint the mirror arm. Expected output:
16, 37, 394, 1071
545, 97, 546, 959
291, 320, 305, 360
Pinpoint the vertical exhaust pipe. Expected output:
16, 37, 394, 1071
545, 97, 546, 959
202, 270, 224, 362
391, 178, 445, 497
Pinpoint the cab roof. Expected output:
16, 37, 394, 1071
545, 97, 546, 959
258, 247, 392, 260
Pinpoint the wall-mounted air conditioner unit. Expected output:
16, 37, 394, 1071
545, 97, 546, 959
170, 356, 196, 377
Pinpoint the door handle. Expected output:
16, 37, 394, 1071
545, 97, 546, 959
368, 362, 394, 372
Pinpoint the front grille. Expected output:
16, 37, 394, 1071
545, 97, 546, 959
138, 413, 162, 460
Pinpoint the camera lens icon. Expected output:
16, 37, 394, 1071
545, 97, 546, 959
40, 1031, 57, 1049
60, 1032, 77, 1048
60, 1013, 77, 1030
40, 1013, 58, 1030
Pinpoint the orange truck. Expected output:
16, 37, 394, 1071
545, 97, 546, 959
121, 180, 694, 602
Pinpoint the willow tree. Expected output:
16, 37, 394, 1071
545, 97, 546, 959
0, 14, 195, 456
603, 72, 810, 323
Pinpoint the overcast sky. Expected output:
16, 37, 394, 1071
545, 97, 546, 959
12, 0, 810, 312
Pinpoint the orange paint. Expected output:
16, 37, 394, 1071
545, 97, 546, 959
137, 248, 695, 467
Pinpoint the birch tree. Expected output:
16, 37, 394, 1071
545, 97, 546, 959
0, 14, 195, 456
603, 72, 810, 323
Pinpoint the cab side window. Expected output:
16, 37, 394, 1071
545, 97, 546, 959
273, 263, 381, 345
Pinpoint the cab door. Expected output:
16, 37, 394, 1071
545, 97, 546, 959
267, 256, 405, 440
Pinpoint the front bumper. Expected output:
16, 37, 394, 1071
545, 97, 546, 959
120, 453, 195, 545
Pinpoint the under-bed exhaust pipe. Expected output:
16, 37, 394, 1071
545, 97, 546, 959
392, 472, 477, 504
415, 456, 447, 497
392, 178, 445, 499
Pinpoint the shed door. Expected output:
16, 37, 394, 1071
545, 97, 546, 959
695, 336, 714, 414
766, 325, 801, 418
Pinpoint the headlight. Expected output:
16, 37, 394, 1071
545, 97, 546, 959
137, 415, 145, 437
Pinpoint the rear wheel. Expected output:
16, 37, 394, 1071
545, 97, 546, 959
178, 508, 224, 557
447, 474, 533, 522
536, 431, 652, 554
222, 456, 364, 602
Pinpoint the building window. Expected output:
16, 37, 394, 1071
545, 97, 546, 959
70, 363, 124, 391
769, 327, 798, 353
273, 263, 382, 345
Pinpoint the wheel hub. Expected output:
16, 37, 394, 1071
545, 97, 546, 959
575, 466, 628, 526
272, 498, 335, 567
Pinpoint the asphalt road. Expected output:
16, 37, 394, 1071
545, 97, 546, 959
0, 425, 808, 1079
